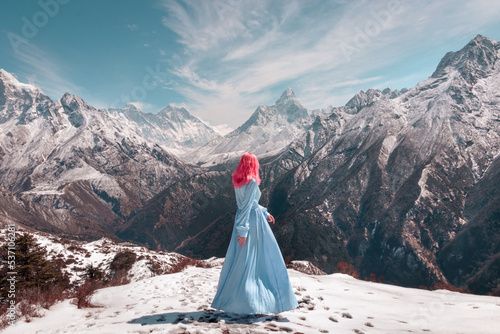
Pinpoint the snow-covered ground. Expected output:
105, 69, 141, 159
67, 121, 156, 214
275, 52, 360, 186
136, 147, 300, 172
4, 265, 499, 334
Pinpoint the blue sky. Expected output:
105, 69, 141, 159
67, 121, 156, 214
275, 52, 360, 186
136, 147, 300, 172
1, 0, 500, 128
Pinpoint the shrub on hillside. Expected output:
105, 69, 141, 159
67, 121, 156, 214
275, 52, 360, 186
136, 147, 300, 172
0, 233, 69, 326
108, 251, 136, 286
337, 261, 359, 279
72, 279, 101, 309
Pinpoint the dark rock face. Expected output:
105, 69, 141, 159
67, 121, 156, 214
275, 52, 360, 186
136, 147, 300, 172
439, 155, 500, 295
117, 171, 236, 257
61, 93, 86, 128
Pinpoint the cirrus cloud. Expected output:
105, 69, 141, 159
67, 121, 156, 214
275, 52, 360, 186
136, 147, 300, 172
159, 0, 500, 128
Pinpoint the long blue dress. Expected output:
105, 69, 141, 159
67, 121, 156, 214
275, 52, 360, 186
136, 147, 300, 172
211, 178, 298, 314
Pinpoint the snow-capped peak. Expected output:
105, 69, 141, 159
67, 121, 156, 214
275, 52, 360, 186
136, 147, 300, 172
187, 88, 324, 165
158, 104, 192, 119
275, 88, 305, 111
0, 68, 39, 93
344, 87, 407, 115
431, 34, 499, 83
122, 103, 142, 113
275, 87, 297, 105
60, 93, 92, 128
273, 88, 308, 123
60, 92, 92, 109
345, 89, 380, 114
0, 69, 52, 124
0, 68, 17, 83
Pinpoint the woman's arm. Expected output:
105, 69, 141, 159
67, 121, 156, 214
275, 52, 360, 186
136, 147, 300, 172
235, 180, 258, 238
259, 204, 270, 218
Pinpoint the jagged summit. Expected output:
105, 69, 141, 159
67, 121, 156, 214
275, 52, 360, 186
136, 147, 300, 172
187, 88, 323, 165
61, 92, 94, 112
122, 103, 142, 112
0, 68, 18, 82
0, 69, 52, 124
158, 104, 192, 119
273, 88, 308, 122
0, 68, 12, 80
431, 34, 498, 83
344, 87, 404, 114
60, 93, 94, 128
103, 103, 222, 151
275, 88, 304, 108
0, 68, 39, 93
275, 88, 297, 105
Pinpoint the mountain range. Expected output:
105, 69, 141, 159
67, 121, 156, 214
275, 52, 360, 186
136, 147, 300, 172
0, 70, 194, 239
118, 35, 500, 295
1, 35, 499, 295
103, 104, 230, 156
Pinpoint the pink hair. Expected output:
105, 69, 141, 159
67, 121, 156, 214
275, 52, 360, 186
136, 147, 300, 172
232, 152, 261, 188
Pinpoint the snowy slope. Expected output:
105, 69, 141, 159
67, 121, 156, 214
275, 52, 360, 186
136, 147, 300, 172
3, 265, 499, 334
211, 123, 234, 136
0, 227, 205, 285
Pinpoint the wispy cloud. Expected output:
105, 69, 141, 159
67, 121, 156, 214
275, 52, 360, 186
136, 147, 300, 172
11, 41, 82, 100
127, 24, 139, 31
159, 0, 500, 127
161, 0, 272, 53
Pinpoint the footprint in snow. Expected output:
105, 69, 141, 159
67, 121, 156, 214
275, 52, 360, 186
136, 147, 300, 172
342, 312, 353, 319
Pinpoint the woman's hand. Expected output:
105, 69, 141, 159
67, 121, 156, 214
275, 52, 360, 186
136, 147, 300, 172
267, 214, 275, 224
237, 236, 247, 247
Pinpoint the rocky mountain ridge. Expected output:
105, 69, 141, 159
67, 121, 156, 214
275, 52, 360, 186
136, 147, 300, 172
0, 72, 194, 239
103, 103, 227, 155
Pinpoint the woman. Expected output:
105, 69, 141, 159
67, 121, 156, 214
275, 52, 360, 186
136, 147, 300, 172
211, 152, 298, 314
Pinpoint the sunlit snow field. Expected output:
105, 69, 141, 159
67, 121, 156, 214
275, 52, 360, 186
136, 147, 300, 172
3, 265, 499, 334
